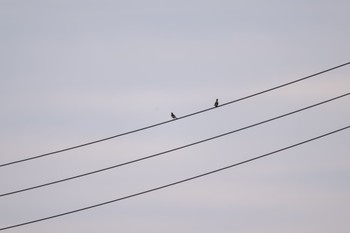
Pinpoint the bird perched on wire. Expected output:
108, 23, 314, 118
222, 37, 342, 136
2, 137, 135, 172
171, 112, 177, 119
214, 98, 219, 107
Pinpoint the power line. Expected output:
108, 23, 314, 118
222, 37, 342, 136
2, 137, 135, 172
1, 92, 348, 198
1, 125, 348, 231
1, 62, 349, 168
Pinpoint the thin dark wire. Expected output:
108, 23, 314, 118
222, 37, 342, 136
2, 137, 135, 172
1, 125, 348, 231
1, 61, 349, 168
1, 92, 348, 197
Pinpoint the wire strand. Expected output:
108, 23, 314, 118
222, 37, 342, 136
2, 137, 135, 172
1, 62, 349, 168
1, 92, 348, 197
1, 125, 348, 231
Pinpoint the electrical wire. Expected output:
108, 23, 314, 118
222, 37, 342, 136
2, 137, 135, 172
1, 92, 348, 198
0, 125, 348, 231
1, 62, 349, 168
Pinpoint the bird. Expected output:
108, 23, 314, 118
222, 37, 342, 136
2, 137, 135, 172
171, 112, 177, 119
214, 98, 219, 107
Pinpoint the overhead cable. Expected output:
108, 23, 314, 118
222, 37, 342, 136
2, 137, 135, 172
1, 92, 348, 197
0, 125, 349, 231
1, 62, 349, 168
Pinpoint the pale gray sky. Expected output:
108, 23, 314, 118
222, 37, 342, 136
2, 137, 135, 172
1, 1, 350, 232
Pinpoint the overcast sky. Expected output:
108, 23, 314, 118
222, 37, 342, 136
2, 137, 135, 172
1, 0, 350, 232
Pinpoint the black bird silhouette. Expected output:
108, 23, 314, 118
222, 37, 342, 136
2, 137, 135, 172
214, 98, 219, 107
171, 112, 177, 119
